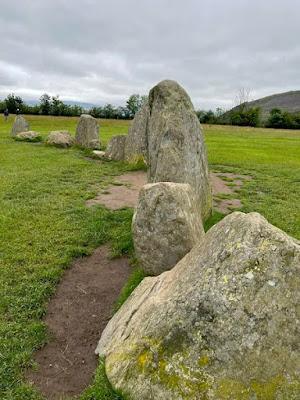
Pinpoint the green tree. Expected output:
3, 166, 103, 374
39, 93, 51, 115
50, 96, 65, 116
4, 93, 24, 113
267, 108, 300, 129
102, 103, 116, 119
230, 107, 260, 127
126, 94, 147, 118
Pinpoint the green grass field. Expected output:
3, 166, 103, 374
0, 115, 299, 399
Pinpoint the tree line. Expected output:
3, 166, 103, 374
196, 105, 300, 129
0, 93, 147, 119
1, 92, 299, 128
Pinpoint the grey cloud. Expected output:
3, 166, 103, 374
0, 0, 299, 109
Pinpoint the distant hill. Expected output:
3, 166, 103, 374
223, 90, 300, 122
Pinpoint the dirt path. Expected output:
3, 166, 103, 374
86, 171, 147, 209
26, 246, 131, 400
86, 170, 251, 214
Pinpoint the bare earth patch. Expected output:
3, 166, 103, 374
26, 246, 131, 400
86, 170, 251, 214
86, 171, 147, 209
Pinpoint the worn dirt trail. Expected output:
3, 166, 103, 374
26, 246, 131, 400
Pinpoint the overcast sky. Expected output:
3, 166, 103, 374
0, 0, 299, 110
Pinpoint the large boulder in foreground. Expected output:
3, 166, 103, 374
105, 135, 126, 161
147, 80, 212, 221
11, 115, 29, 137
75, 114, 100, 149
124, 102, 149, 163
97, 212, 300, 400
132, 182, 204, 275
46, 131, 74, 148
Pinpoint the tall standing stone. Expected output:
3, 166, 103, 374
96, 212, 300, 400
75, 114, 100, 149
124, 102, 149, 163
147, 80, 212, 221
132, 182, 205, 275
11, 115, 30, 137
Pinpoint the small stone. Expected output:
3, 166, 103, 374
15, 131, 41, 142
93, 150, 106, 158
46, 131, 74, 148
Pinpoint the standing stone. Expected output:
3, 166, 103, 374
105, 135, 126, 161
46, 131, 74, 148
132, 182, 204, 275
11, 115, 29, 137
96, 212, 300, 400
124, 102, 149, 163
147, 80, 212, 221
75, 114, 100, 149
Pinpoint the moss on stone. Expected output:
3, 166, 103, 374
215, 375, 300, 400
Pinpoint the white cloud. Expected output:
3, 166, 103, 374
0, 0, 299, 109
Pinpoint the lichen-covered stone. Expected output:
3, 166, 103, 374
46, 131, 74, 148
75, 114, 100, 149
132, 182, 204, 275
15, 131, 41, 142
11, 115, 29, 137
147, 80, 212, 221
105, 135, 126, 161
124, 102, 149, 163
96, 212, 300, 400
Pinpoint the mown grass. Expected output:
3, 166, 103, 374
0, 116, 299, 399
3, 114, 130, 147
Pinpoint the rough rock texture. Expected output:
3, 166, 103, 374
105, 135, 126, 161
132, 182, 204, 275
75, 114, 100, 149
46, 131, 74, 148
147, 80, 212, 221
11, 115, 29, 137
15, 131, 41, 142
124, 102, 149, 163
97, 212, 300, 400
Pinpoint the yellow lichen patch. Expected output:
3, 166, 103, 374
215, 379, 250, 400
250, 375, 285, 400
134, 338, 212, 398
198, 355, 210, 367
215, 375, 300, 400
137, 351, 150, 371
